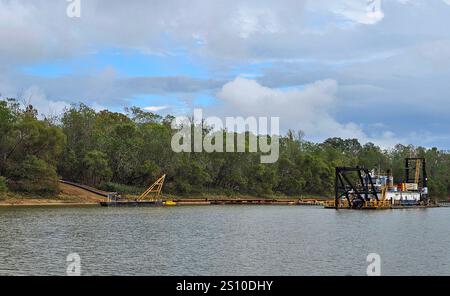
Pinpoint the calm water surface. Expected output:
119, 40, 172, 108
0, 205, 449, 275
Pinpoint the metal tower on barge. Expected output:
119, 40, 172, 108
327, 157, 430, 209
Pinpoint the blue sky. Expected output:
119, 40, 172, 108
21, 49, 208, 78
1, 0, 450, 148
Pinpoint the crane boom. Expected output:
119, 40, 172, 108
137, 174, 166, 201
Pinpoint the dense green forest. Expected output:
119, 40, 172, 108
1, 98, 450, 199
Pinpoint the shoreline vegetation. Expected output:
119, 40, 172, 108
1, 98, 450, 206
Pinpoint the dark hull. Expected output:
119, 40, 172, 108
100, 200, 164, 207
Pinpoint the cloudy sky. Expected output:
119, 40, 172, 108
1, 0, 450, 148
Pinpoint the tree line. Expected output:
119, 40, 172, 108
1, 98, 449, 199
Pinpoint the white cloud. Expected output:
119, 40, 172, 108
216, 77, 353, 138
20, 86, 70, 117
214, 77, 407, 147
0, 0, 440, 65
334, 0, 384, 25
307, 0, 384, 26
143, 105, 169, 112
232, 6, 282, 39
1, 0, 450, 148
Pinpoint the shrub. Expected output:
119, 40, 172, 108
0, 176, 7, 193
7, 156, 59, 195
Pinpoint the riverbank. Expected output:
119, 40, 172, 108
0, 183, 326, 207
0, 183, 104, 206
0, 194, 321, 207
0, 200, 98, 206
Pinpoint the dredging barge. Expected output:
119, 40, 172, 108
97, 174, 324, 207
99, 175, 177, 207
96, 157, 439, 209
324, 157, 436, 210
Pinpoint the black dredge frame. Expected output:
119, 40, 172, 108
335, 167, 379, 209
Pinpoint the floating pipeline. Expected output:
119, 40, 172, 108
99, 198, 327, 207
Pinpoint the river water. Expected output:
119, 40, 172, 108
0, 205, 449, 276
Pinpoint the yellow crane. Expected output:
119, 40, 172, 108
137, 174, 166, 201
136, 174, 176, 206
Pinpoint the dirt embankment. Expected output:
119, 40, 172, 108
0, 183, 105, 206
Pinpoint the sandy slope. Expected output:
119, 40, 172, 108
0, 183, 105, 206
